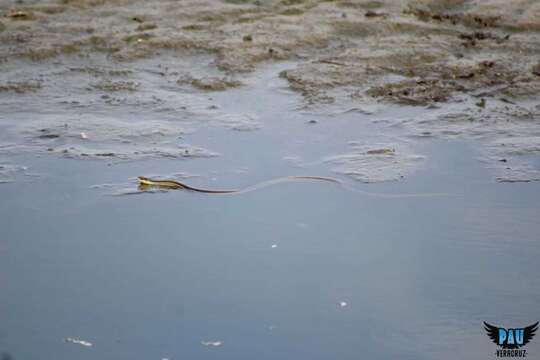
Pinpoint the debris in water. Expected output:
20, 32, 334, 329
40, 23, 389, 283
339, 301, 348, 308
38, 133, 60, 139
80, 132, 88, 139
64, 337, 93, 347
365, 11, 386, 18
271, 244, 277, 248
366, 148, 395, 155
201, 341, 223, 347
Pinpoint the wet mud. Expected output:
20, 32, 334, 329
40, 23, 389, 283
1, 0, 539, 182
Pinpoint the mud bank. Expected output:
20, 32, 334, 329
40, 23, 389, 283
1, 0, 539, 182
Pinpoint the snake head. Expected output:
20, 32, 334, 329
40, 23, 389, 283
137, 176, 152, 185
137, 176, 154, 191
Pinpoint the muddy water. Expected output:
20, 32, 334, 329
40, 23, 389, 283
1, 61, 540, 359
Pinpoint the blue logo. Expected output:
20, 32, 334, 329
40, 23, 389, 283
484, 321, 538, 358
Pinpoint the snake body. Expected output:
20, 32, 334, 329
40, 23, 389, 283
137, 176, 340, 194
137, 176, 447, 198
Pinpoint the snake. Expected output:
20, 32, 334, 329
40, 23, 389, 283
137, 176, 447, 198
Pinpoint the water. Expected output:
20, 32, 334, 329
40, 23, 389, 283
1, 141, 540, 360
1, 62, 540, 359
